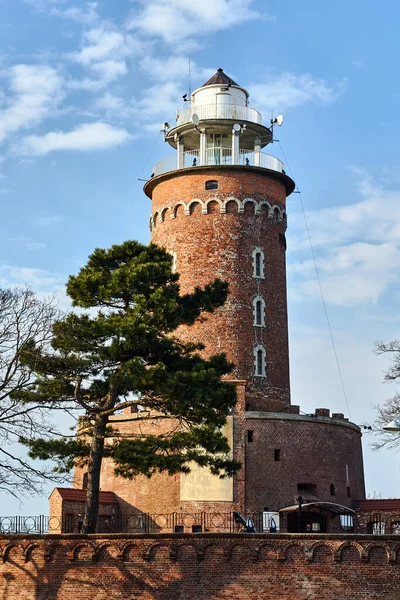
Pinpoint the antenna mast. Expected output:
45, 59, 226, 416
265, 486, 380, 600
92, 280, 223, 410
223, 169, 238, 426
188, 56, 191, 99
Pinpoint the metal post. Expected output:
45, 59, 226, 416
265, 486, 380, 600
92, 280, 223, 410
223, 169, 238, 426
177, 137, 184, 169
232, 131, 240, 165
254, 136, 261, 167
297, 495, 303, 533
199, 130, 207, 166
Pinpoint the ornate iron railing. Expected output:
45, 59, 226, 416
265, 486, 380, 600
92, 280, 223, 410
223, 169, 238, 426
152, 150, 285, 177
1, 511, 398, 535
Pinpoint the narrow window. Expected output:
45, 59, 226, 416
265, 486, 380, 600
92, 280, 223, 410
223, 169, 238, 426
255, 253, 261, 276
82, 472, 88, 490
245, 403, 250, 411
206, 180, 218, 190
257, 350, 263, 375
254, 345, 266, 377
252, 247, 265, 278
330, 483, 336, 496
274, 449, 281, 462
256, 301, 262, 325
247, 430, 254, 443
253, 296, 265, 327
347, 486, 351, 498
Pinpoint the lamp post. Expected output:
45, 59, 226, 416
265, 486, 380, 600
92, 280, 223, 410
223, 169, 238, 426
383, 420, 400, 432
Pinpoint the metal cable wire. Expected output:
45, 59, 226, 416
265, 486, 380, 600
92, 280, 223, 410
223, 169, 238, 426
278, 141, 352, 420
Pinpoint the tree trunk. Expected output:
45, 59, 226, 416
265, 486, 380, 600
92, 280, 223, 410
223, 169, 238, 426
83, 415, 107, 534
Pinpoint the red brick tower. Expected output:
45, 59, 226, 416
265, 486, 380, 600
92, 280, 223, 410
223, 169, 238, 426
66, 70, 365, 526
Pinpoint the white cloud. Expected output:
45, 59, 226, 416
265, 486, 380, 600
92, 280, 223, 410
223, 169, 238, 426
249, 71, 347, 114
0, 65, 63, 143
74, 28, 126, 66
128, 0, 268, 44
68, 26, 141, 90
0, 265, 63, 289
95, 92, 126, 113
15, 122, 131, 155
50, 2, 99, 25
288, 171, 400, 307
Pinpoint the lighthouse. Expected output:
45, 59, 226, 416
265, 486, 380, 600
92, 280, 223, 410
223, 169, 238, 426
146, 68, 294, 415
69, 69, 365, 527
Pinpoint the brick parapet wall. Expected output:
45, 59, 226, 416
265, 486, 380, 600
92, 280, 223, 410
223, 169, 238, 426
1, 533, 400, 599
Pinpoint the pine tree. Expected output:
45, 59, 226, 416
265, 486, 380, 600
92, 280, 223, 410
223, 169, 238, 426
18, 241, 239, 533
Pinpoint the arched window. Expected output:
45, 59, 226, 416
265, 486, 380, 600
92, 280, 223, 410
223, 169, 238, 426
252, 247, 264, 278
253, 295, 265, 327
254, 344, 266, 377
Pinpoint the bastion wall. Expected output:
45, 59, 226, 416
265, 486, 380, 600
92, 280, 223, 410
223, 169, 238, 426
1, 532, 400, 600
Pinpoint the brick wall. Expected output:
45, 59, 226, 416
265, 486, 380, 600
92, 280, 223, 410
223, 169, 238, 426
149, 167, 291, 411
1, 532, 400, 599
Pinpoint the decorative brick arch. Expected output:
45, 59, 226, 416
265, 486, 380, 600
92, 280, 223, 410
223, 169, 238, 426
96, 542, 120, 561
259, 200, 272, 214
24, 542, 46, 563
227, 542, 251, 561
309, 541, 335, 563
68, 542, 98, 562
281, 541, 309, 561
143, 542, 171, 561
255, 542, 279, 562
171, 202, 186, 218
160, 207, 170, 222
205, 197, 224, 214
222, 196, 240, 214
3, 543, 24, 563
335, 541, 365, 562
188, 199, 204, 215
120, 542, 139, 562
175, 542, 197, 560
365, 542, 391, 564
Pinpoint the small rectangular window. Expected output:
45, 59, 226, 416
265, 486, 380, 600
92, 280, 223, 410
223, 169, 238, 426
347, 486, 351, 498
274, 449, 280, 461
192, 525, 202, 533
174, 525, 184, 533
247, 430, 254, 443
206, 180, 218, 190
330, 483, 336, 496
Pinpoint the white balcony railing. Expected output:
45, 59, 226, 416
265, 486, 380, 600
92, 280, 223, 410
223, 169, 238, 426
152, 149, 285, 177
176, 104, 263, 127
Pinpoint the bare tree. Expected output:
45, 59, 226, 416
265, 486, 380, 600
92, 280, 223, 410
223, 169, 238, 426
373, 340, 400, 450
0, 287, 65, 497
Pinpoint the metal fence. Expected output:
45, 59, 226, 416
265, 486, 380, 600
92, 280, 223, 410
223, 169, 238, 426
1, 511, 400, 535
0, 512, 278, 535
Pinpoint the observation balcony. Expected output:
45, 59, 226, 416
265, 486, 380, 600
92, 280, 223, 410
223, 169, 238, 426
177, 104, 263, 126
152, 148, 285, 177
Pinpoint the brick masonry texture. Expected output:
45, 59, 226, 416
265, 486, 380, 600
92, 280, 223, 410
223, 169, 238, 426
1, 533, 400, 600
149, 167, 291, 410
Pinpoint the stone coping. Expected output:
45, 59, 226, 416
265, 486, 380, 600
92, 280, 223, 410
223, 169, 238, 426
245, 411, 361, 432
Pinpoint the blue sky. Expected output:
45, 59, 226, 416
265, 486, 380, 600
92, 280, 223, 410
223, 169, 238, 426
1, 0, 400, 513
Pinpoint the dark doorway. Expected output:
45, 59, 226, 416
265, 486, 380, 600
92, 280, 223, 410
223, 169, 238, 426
288, 512, 327, 533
